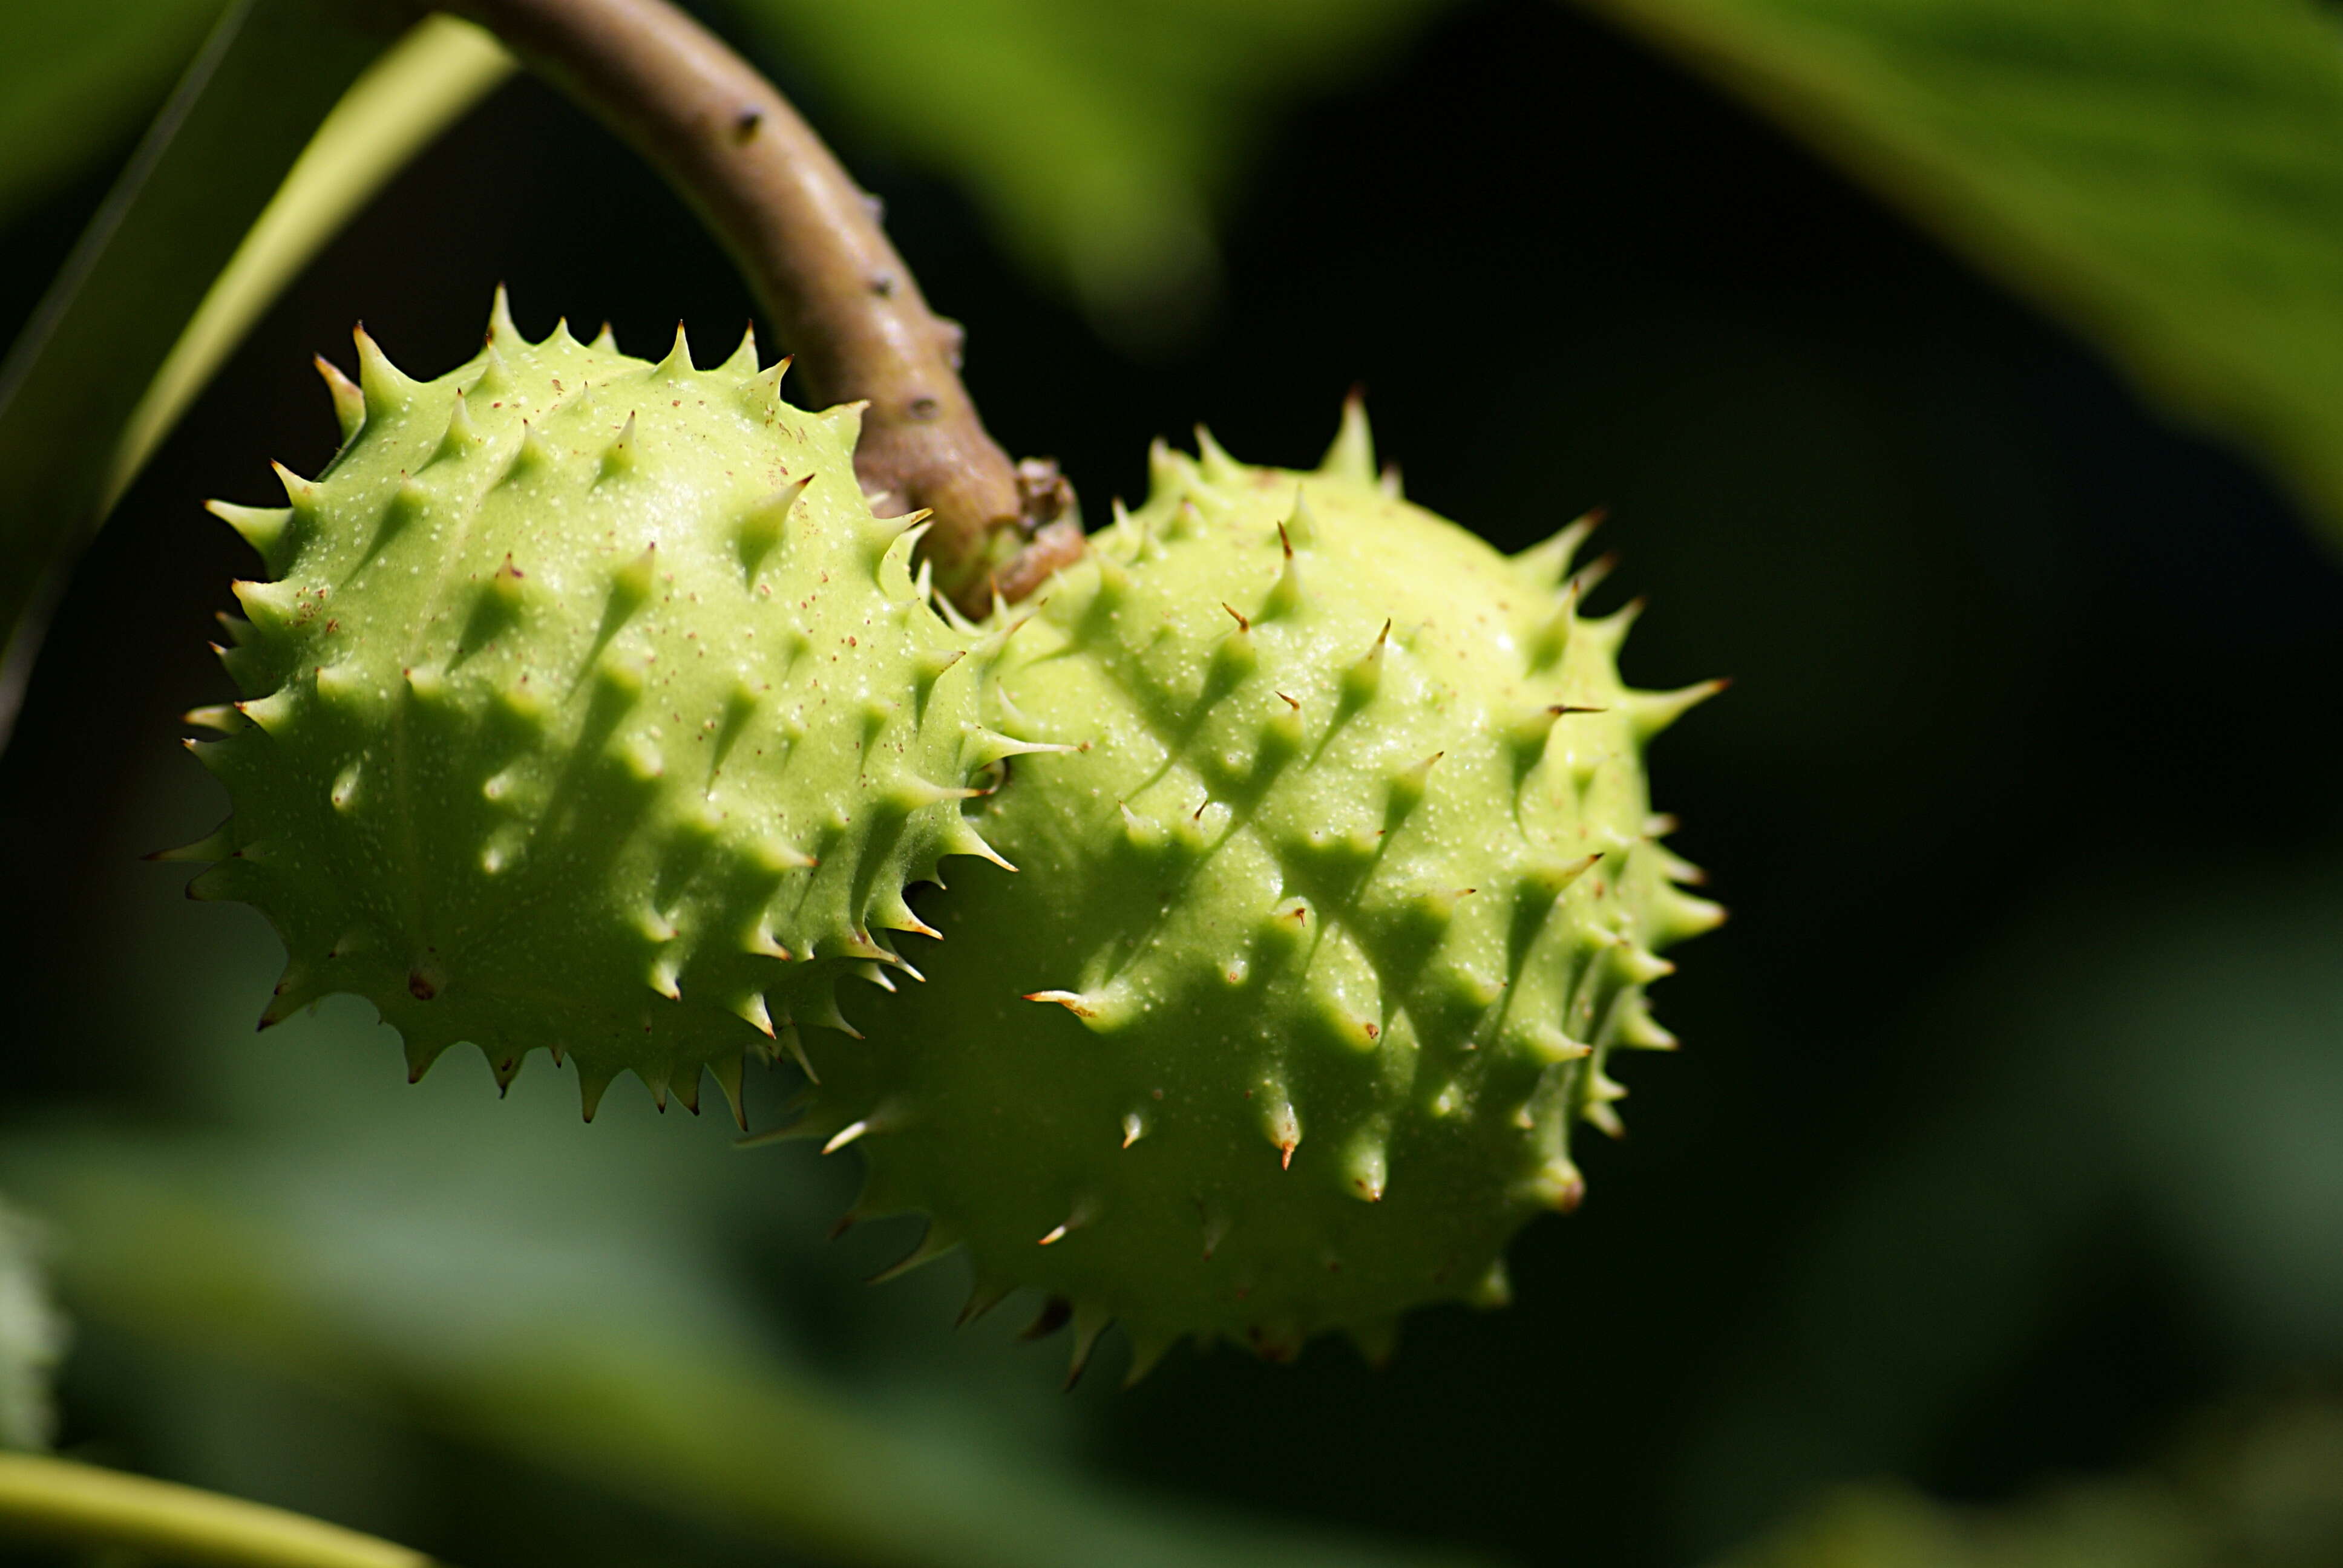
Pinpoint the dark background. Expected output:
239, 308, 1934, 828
4, 1, 2340, 1564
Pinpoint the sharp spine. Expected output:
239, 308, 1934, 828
1515, 508, 1603, 589
720, 322, 758, 374
1629, 678, 1729, 742
314, 355, 364, 442
1066, 1304, 1113, 1389
352, 323, 417, 411
600, 411, 638, 479
1319, 390, 1375, 484
1341, 621, 1389, 712
869, 1223, 960, 1284
736, 474, 813, 582
487, 284, 521, 342
206, 501, 295, 569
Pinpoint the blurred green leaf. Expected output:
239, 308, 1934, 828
1714, 1396, 2343, 1568
1724, 1485, 2195, 1568
719, 0, 1449, 343
0, 1200, 67, 1452
1567, 0, 2343, 546
0, 5, 507, 748
1673, 859, 2343, 1555
0, 0, 220, 225
0, 0, 386, 736
104, 18, 514, 514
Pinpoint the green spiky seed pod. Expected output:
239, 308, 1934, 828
170, 293, 1027, 1119
798, 405, 1722, 1376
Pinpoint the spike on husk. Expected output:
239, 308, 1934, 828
786, 411, 1720, 1366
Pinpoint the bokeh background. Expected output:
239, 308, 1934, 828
3, 2, 2341, 1565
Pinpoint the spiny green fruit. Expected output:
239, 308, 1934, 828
795, 405, 1723, 1377
169, 292, 1035, 1119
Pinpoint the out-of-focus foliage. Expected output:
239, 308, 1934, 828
14, 0, 2343, 737
0, 1201, 67, 1452
0, 0, 1434, 742
13, 0, 2343, 524
0, 0, 1455, 356
104, 18, 511, 515
1572, 0, 2343, 549
0, 910, 1470, 1568
1715, 1396, 2343, 1568
1675, 861, 2343, 1551
0, 0, 220, 221
715, 0, 1446, 344
0, 10, 506, 743
0, 0, 405, 735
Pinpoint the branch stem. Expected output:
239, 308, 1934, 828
0, 1454, 436, 1568
432, 0, 1081, 609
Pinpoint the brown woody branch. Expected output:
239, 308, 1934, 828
431, 0, 1081, 611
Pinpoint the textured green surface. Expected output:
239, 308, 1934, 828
802, 411, 1720, 1371
178, 295, 1028, 1119
1573, 0, 2343, 544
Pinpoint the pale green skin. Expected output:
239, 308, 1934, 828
185, 296, 1025, 1116
804, 411, 1723, 1373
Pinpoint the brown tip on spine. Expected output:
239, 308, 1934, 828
1024, 989, 1098, 1018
